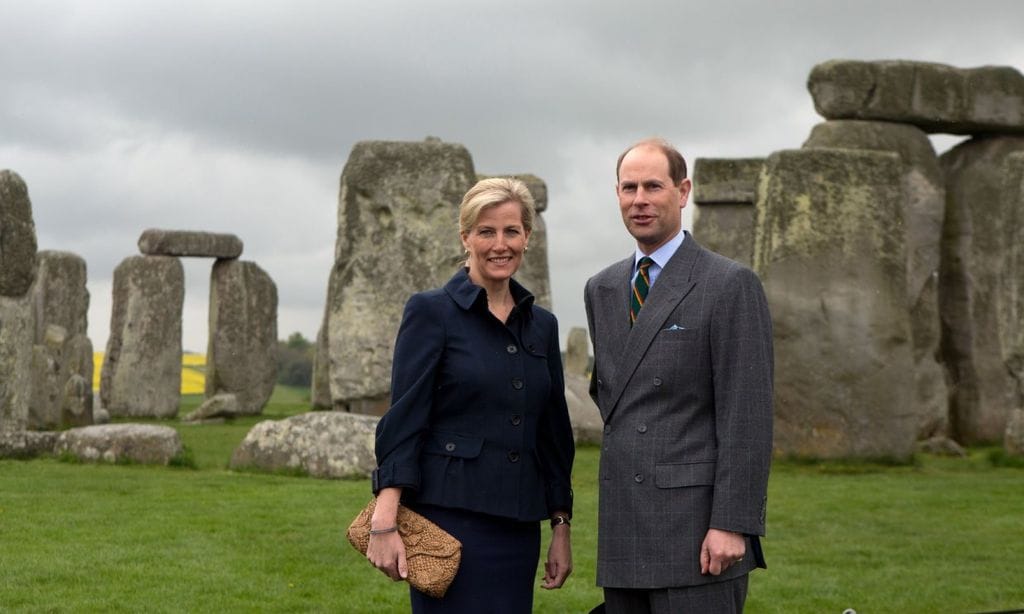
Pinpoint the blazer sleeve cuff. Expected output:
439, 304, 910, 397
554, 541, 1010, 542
546, 484, 574, 518
371, 463, 420, 495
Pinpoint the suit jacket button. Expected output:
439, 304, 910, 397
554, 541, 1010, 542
633, 473, 644, 483
511, 378, 524, 390
506, 344, 518, 354
510, 414, 522, 426
637, 424, 647, 433
508, 450, 520, 462
444, 442, 456, 452
653, 377, 662, 386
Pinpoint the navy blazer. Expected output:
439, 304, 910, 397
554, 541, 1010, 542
373, 268, 574, 522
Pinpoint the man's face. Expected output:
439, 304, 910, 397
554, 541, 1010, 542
616, 145, 691, 254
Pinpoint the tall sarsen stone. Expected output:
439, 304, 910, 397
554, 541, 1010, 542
803, 121, 948, 438
205, 259, 278, 415
754, 148, 916, 460
317, 139, 475, 413
100, 255, 184, 418
0, 170, 38, 297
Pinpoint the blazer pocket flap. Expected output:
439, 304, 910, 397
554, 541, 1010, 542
425, 431, 484, 459
655, 461, 716, 488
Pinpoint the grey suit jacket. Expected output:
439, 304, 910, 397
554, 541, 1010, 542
584, 232, 773, 589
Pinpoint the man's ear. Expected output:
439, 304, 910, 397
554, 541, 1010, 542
678, 178, 692, 207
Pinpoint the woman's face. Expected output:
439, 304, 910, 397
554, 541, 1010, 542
461, 200, 530, 287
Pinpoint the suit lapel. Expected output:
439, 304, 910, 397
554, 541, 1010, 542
593, 257, 632, 419
604, 236, 701, 420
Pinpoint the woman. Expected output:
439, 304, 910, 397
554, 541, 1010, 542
367, 177, 575, 613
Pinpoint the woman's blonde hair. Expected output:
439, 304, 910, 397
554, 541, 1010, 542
459, 177, 536, 236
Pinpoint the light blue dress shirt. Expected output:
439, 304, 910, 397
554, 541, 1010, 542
632, 230, 685, 288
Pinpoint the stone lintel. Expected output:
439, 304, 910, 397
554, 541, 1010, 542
138, 229, 243, 259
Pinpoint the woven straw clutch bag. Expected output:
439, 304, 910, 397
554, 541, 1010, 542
347, 499, 462, 598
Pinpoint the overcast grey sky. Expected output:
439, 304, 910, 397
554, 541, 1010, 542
3, 0, 1023, 352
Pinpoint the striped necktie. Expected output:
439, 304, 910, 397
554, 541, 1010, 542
630, 257, 654, 325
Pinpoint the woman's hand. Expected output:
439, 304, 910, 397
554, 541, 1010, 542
366, 488, 407, 581
366, 530, 407, 581
541, 520, 572, 589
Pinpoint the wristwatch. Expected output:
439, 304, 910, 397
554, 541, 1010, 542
550, 515, 571, 528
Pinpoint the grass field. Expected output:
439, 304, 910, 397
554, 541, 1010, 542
2, 387, 1023, 613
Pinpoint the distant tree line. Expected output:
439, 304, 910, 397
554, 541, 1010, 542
277, 332, 313, 387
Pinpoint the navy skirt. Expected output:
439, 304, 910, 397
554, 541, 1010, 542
407, 504, 540, 614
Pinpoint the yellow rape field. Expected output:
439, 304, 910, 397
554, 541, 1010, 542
92, 352, 206, 394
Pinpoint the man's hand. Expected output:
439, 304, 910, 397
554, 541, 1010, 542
700, 528, 746, 576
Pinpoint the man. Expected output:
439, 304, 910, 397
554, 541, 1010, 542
584, 138, 773, 613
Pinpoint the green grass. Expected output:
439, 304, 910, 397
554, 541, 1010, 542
2, 387, 1023, 612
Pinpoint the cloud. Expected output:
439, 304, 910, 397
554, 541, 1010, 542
3, 0, 1024, 353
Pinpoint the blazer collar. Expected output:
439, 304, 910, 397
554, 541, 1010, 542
445, 267, 535, 317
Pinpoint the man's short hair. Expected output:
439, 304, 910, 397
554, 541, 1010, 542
616, 138, 688, 184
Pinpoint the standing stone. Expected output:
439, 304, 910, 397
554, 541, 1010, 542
138, 229, 244, 259
28, 326, 65, 430
310, 315, 332, 409
565, 326, 590, 378
62, 374, 92, 427
808, 60, 1024, 134
692, 158, 765, 267
1006, 409, 1024, 457
320, 139, 475, 413
101, 255, 184, 418
0, 170, 38, 297
482, 173, 553, 309
205, 259, 278, 415
31, 251, 89, 340
803, 121, 948, 438
1002, 153, 1024, 422
27, 251, 94, 429
0, 294, 34, 432
754, 148, 916, 460
939, 136, 1024, 443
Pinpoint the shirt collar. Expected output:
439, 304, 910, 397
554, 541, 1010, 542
634, 230, 686, 272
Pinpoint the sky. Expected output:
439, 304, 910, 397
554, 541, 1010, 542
3, 0, 1023, 353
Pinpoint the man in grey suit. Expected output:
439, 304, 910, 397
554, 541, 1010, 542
584, 138, 773, 613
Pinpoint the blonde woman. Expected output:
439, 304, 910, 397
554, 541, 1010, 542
368, 177, 575, 613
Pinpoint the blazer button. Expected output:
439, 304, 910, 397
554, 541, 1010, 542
633, 473, 644, 483
511, 378, 524, 390
653, 377, 662, 386
508, 450, 520, 463
506, 344, 518, 354
444, 442, 456, 452
637, 424, 647, 434
510, 414, 522, 426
